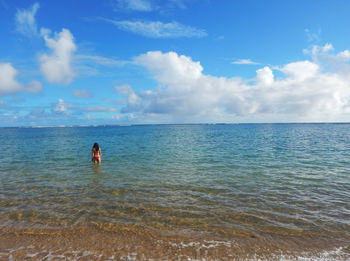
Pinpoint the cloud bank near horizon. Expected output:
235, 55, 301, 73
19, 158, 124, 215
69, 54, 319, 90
114, 44, 350, 123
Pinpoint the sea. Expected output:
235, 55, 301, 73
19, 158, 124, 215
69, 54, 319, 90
0, 123, 349, 260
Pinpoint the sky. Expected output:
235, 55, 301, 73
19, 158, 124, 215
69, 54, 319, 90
1, 0, 350, 126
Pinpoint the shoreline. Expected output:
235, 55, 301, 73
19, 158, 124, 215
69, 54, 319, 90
1, 225, 349, 260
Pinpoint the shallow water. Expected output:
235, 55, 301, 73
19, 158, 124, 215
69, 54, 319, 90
0, 124, 350, 259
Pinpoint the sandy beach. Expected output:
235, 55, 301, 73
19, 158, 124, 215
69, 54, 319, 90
1, 224, 350, 260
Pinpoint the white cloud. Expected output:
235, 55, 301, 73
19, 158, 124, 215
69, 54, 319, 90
256, 66, 274, 86
337, 50, 350, 60
232, 59, 260, 65
305, 43, 334, 58
133, 51, 239, 117
114, 0, 153, 11
303, 43, 350, 71
278, 61, 318, 81
105, 19, 207, 38
322, 43, 334, 53
0, 63, 42, 95
115, 84, 142, 112
53, 98, 69, 115
117, 47, 350, 122
15, 2, 40, 37
73, 89, 92, 98
135, 51, 202, 86
39, 28, 77, 85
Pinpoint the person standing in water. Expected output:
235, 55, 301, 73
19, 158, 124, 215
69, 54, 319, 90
92, 143, 102, 164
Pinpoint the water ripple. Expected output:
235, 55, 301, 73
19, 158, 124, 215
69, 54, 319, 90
0, 124, 350, 239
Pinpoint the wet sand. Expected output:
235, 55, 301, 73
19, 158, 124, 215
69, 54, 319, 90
1, 225, 349, 260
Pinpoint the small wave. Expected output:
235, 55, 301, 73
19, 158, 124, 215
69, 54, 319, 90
0, 245, 349, 261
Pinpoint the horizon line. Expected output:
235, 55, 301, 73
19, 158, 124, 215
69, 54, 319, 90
1, 122, 350, 128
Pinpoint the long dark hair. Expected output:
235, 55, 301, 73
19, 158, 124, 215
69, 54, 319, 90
92, 142, 99, 152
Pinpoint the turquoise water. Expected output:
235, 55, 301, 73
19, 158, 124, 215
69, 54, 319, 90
0, 124, 350, 244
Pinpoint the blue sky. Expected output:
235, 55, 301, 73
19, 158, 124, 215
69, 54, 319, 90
1, 0, 350, 126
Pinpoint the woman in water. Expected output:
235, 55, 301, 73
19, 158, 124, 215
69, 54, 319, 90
92, 143, 102, 164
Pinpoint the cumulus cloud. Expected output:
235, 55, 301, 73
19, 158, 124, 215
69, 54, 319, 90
117, 45, 350, 122
256, 66, 274, 86
105, 19, 207, 38
278, 61, 319, 81
303, 43, 350, 73
0, 63, 42, 95
52, 98, 71, 115
133, 51, 238, 118
15, 2, 40, 37
337, 50, 350, 60
39, 28, 77, 85
135, 51, 202, 86
115, 84, 142, 112
304, 43, 334, 59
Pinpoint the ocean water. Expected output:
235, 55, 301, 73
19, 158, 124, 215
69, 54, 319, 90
0, 124, 350, 260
